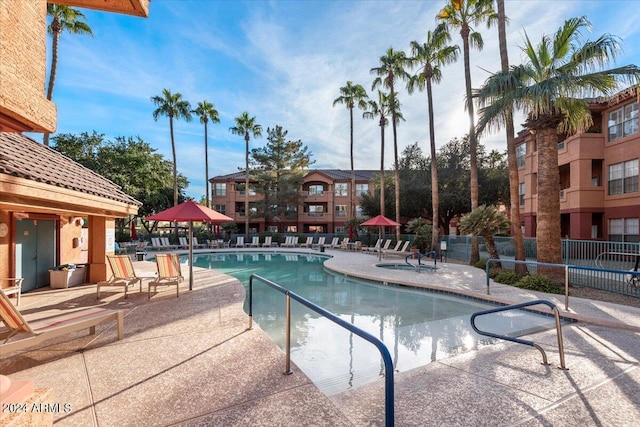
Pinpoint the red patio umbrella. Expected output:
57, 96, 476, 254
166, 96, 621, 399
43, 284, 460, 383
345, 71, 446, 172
360, 215, 401, 260
148, 200, 233, 290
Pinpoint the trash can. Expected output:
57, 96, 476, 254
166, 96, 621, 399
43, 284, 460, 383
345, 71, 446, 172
320, 246, 325, 253
136, 252, 147, 261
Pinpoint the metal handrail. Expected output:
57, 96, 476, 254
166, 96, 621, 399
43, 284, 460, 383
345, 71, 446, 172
404, 250, 437, 272
248, 274, 395, 426
470, 299, 567, 370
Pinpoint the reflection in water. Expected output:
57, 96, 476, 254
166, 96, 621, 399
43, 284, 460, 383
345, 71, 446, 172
192, 252, 557, 395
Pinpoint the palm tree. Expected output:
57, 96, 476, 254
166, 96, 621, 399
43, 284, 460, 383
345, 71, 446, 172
44, 5, 92, 146
495, 0, 526, 274
475, 16, 640, 268
151, 89, 192, 219
458, 205, 510, 268
363, 90, 391, 217
437, 0, 498, 264
408, 23, 459, 255
333, 82, 369, 232
371, 48, 411, 240
193, 101, 220, 209
230, 112, 262, 239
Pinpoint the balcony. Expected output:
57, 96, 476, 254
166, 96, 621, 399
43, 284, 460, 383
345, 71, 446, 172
301, 190, 329, 202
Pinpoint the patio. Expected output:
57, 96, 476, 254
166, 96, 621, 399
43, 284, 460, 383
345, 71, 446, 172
1, 248, 639, 426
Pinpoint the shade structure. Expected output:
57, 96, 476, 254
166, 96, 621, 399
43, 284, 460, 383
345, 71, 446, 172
360, 215, 401, 260
148, 200, 233, 290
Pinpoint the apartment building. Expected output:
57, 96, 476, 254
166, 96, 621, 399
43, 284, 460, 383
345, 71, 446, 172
211, 169, 376, 234
516, 88, 639, 242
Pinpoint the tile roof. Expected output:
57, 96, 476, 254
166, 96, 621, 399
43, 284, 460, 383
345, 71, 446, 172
212, 169, 378, 181
0, 132, 142, 206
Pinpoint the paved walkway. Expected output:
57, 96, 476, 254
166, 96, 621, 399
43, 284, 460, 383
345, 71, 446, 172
1, 248, 639, 426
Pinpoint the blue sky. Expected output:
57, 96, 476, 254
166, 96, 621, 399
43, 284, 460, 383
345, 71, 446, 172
42, 0, 640, 200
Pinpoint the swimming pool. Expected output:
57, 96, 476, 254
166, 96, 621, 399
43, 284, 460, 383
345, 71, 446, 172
191, 252, 558, 394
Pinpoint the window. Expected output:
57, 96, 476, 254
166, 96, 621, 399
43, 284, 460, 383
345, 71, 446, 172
335, 205, 347, 217
237, 183, 256, 196
609, 101, 638, 142
334, 183, 348, 196
557, 140, 565, 150
355, 205, 363, 217
608, 159, 638, 195
355, 184, 369, 197
308, 205, 324, 217
519, 182, 525, 205
214, 204, 226, 214
609, 218, 639, 242
516, 144, 525, 168
214, 183, 226, 196
308, 184, 324, 195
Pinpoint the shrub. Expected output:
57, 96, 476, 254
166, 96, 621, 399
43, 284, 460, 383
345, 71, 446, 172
515, 274, 564, 294
493, 270, 522, 285
474, 258, 488, 269
488, 267, 502, 279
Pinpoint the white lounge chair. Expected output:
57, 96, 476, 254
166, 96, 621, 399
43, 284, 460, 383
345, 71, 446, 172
363, 239, 382, 253
327, 237, 340, 248
234, 236, 245, 247
383, 241, 411, 258
248, 236, 260, 247
302, 236, 314, 248
312, 237, 326, 250
262, 236, 276, 247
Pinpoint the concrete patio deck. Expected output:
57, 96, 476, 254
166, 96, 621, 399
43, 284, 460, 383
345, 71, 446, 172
1, 248, 639, 426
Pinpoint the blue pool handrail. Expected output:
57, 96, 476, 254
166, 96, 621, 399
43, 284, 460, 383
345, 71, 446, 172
470, 299, 567, 370
404, 250, 437, 271
248, 274, 395, 427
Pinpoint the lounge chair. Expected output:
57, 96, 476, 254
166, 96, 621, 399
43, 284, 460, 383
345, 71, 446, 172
1, 278, 23, 306
191, 237, 207, 249
327, 237, 340, 248
148, 253, 183, 299
383, 241, 411, 258
161, 237, 178, 250
0, 289, 123, 354
339, 238, 350, 250
150, 237, 163, 250
312, 237, 326, 250
233, 236, 245, 248
363, 239, 382, 253
248, 236, 260, 247
97, 255, 145, 299
282, 236, 299, 247
178, 237, 189, 248
302, 237, 314, 248
262, 236, 276, 247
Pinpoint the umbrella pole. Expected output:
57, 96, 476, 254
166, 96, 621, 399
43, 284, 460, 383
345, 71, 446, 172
378, 226, 382, 261
189, 220, 194, 291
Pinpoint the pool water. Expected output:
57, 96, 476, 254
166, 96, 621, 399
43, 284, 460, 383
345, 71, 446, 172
191, 252, 558, 394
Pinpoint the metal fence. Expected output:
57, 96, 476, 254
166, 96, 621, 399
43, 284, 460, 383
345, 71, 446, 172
442, 235, 640, 297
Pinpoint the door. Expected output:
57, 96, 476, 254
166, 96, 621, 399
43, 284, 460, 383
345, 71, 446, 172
15, 219, 56, 292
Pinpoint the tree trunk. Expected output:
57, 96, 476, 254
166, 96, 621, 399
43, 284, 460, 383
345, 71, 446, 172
390, 86, 401, 241
536, 126, 563, 276
483, 233, 502, 268
245, 134, 250, 240
350, 106, 356, 221
204, 120, 210, 209
427, 78, 439, 254
170, 115, 179, 238
44, 24, 61, 146
497, 0, 527, 273
379, 117, 385, 217
461, 24, 479, 264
